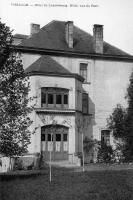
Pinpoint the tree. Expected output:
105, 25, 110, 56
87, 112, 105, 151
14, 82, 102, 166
124, 71, 133, 161
0, 20, 13, 67
107, 104, 127, 140
107, 104, 127, 161
107, 70, 133, 162
0, 20, 33, 169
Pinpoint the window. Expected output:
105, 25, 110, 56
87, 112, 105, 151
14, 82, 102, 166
82, 93, 88, 114
41, 88, 69, 109
48, 134, 53, 141
48, 94, 54, 104
80, 63, 87, 82
64, 94, 68, 105
56, 94, 62, 104
101, 130, 110, 146
56, 134, 61, 141
41, 92, 46, 106
63, 134, 67, 141
41, 134, 45, 141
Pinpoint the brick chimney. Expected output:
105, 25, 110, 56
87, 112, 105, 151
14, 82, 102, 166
65, 21, 73, 48
30, 23, 40, 36
93, 24, 103, 54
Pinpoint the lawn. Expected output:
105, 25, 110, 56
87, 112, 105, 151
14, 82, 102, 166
1, 167, 133, 200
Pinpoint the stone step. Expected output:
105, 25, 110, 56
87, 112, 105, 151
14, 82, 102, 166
46, 160, 80, 168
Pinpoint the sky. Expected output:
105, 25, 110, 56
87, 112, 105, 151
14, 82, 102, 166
0, 0, 133, 55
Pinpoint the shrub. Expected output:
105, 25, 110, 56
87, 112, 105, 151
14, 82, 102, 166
97, 143, 114, 163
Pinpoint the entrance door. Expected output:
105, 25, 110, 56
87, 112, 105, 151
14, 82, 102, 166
41, 125, 68, 161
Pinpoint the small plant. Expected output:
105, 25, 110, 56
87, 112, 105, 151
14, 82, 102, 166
14, 158, 24, 170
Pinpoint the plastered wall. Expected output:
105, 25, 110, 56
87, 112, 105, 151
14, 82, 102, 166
21, 53, 133, 143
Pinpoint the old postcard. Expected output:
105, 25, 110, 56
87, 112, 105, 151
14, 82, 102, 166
1, 0, 133, 200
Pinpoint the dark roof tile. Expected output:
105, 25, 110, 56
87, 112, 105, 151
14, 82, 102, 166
25, 54, 84, 81
13, 34, 28, 39
25, 55, 71, 74
19, 20, 131, 57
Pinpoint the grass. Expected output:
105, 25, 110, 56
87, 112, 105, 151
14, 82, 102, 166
1, 167, 133, 200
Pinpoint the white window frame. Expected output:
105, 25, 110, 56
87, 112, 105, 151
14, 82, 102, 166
79, 61, 91, 84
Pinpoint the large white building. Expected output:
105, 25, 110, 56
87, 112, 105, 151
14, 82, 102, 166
13, 20, 133, 164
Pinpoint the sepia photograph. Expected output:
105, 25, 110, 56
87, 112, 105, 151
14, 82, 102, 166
0, 0, 133, 199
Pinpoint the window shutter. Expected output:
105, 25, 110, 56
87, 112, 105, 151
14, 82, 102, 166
82, 93, 88, 114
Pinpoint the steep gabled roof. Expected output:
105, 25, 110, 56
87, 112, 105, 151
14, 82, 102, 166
25, 55, 84, 81
18, 20, 131, 57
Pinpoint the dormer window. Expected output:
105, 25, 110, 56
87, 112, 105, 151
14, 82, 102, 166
41, 87, 69, 109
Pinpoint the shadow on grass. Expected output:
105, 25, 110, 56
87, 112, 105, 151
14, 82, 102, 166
1, 167, 133, 200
